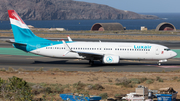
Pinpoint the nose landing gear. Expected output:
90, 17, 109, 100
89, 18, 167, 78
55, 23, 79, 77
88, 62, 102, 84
158, 62, 161, 66
157, 59, 167, 66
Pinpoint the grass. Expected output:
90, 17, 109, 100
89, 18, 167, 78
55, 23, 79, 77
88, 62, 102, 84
0, 68, 6, 72
73, 81, 86, 91
92, 84, 104, 91
7, 67, 15, 72
99, 93, 108, 99
1, 68, 180, 100
146, 79, 154, 84
130, 78, 141, 84
115, 77, 133, 88
49, 68, 63, 72
115, 77, 154, 88
156, 77, 164, 82
114, 93, 121, 97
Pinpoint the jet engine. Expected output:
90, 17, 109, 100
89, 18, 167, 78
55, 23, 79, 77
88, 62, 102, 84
102, 55, 120, 64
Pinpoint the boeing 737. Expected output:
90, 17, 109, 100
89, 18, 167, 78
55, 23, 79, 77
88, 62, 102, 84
7, 10, 177, 66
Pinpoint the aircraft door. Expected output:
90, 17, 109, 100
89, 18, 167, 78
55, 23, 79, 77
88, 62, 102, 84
155, 47, 160, 55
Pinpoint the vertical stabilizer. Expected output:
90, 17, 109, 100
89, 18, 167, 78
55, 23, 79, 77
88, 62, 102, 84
8, 10, 46, 43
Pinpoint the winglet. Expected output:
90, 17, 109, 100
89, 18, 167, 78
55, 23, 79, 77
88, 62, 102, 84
67, 35, 72, 41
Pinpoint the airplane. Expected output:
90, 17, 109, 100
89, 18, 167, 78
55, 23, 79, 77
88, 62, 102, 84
7, 10, 177, 66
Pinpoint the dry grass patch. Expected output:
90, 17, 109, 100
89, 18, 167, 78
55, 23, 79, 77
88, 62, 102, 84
0, 69, 180, 100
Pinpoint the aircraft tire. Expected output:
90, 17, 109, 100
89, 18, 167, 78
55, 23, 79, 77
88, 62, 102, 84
158, 62, 161, 66
89, 60, 94, 66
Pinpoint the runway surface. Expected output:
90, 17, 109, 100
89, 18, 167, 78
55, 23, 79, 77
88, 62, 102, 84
0, 54, 180, 72
0, 40, 180, 72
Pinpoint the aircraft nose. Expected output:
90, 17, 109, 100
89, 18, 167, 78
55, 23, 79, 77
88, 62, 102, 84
171, 51, 177, 57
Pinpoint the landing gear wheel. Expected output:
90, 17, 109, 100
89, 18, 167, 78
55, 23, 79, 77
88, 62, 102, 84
89, 60, 94, 66
158, 62, 161, 66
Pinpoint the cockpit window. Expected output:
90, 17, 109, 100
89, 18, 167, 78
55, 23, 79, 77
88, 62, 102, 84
164, 48, 171, 51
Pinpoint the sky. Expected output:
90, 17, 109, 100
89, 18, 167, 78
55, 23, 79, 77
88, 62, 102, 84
75, 0, 180, 13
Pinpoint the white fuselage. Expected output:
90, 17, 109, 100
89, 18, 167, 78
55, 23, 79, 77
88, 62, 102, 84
30, 41, 177, 61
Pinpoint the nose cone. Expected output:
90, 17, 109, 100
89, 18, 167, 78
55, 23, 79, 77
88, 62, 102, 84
171, 51, 177, 58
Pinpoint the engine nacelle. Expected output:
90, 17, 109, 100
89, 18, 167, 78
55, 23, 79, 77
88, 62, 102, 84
102, 55, 120, 64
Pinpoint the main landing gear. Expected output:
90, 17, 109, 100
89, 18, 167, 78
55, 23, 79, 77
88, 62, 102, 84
89, 60, 94, 66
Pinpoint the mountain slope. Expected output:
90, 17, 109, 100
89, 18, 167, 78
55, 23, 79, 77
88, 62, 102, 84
0, 0, 158, 20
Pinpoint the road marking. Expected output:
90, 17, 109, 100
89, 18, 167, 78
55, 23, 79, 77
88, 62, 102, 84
0, 55, 13, 57
168, 59, 180, 61
0, 48, 39, 56
157, 66, 180, 68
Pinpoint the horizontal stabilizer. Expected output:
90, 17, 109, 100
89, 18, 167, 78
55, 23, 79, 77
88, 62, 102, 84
6, 39, 15, 43
6, 39, 27, 46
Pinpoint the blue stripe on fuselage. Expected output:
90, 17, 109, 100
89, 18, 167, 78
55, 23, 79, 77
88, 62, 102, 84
26, 41, 62, 52
14, 39, 74, 52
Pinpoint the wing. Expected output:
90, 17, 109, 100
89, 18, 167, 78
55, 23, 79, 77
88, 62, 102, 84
62, 40, 103, 59
77, 51, 103, 60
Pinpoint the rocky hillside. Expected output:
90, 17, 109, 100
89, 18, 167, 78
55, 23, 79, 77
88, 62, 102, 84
0, 0, 159, 20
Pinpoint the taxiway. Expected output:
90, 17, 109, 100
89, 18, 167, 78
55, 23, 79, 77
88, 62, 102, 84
0, 39, 180, 72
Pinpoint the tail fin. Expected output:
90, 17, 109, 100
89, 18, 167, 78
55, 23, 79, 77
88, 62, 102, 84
8, 10, 46, 43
